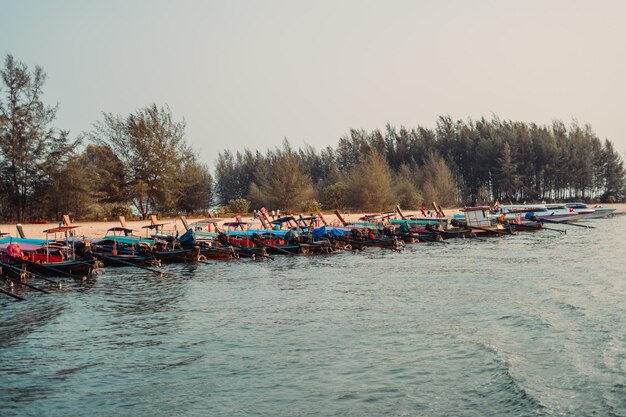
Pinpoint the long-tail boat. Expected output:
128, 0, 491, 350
0, 235, 101, 278
266, 216, 336, 254
454, 206, 514, 237
228, 210, 330, 255
328, 210, 404, 250
391, 205, 476, 241
176, 225, 239, 260
81, 218, 198, 265
78, 226, 160, 267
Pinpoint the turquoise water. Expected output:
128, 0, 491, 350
2, 216, 626, 416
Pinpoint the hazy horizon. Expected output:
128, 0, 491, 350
2, 0, 625, 163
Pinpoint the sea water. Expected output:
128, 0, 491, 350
1, 216, 626, 416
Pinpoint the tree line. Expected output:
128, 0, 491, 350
215, 119, 626, 212
1, 54, 625, 222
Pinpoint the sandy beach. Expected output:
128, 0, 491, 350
1, 203, 624, 240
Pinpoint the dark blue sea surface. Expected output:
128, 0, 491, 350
1, 216, 626, 416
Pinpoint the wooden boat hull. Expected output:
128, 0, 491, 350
404, 228, 474, 241
92, 252, 160, 267
331, 235, 403, 250
465, 225, 512, 237
438, 228, 475, 239
262, 244, 305, 255
509, 222, 543, 232
231, 246, 268, 258
199, 246, 239, 260
327, 237, 367, 251
153, 247, 200, 263
7, 258, 99, 278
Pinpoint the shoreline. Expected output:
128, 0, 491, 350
1, 203, 625, 240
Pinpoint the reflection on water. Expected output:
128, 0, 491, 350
1, 216, 626, 416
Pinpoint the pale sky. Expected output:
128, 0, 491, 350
2, 0, 625, 164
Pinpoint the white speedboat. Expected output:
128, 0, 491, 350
499, 204, 583, 223
564, 202, 616, 219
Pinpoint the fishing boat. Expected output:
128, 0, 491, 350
151, 246, 201, 263
508, 220, 543, 232
78, 227, 160, 267
325, 210, 404, 250
185, 218, 221, 240
390, 219, 475, 242
268, 217, 336, 254
1, 239, 100, 278
310, 226, 366, 250
212, 232, 266, 259
175, 226, 239, 260
220, 215, 332, 256
457, 206, 513, 236
314, 224, 404, 250
392, 205, 476, 241
247, 230, 308, 255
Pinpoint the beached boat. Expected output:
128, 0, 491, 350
499, 204, 583, 223
390, 219, 475, 241
457, 206, 513, 236
565, 202, 616, 219
1, 240, 101, 278
77, 227, 160, 266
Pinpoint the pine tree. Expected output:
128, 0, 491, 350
602, 140, 625, 202
495, 142, 519, 202
248, 142, 314, 210
420, 153, 458, 207
347, 150, 396, 211
0, 54, 78, 221
86, 104, 190, 218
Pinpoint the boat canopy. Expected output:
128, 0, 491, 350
295, 216, 316, 222
271, 216, 296, 224
224, 229, 291, 237
312, 226, 345, 239
460, 206, 491, 212
191, 218, 224, 224
94, 236, 152, 246
0, 236, 50, 245
106, 227, 135, 233
142, 223, 168, 229
390, 218, 445, 226
0, 242, 45, 252
43, 225, 81, 234
358, 212, 394, 221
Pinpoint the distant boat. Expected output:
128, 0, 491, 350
499, 204, 583, 223
565, 202, 616, 219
